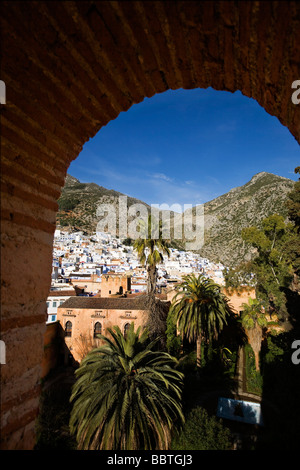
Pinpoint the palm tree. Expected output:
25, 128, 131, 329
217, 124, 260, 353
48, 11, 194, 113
241, 298, 267, 371
134, 214, 170, 296
170, 274, 233, 370
69, 323, 184, 450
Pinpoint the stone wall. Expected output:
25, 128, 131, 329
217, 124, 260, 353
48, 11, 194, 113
101, 274, 132, 297
223, 288, 256, 315
1, 1, 299, 449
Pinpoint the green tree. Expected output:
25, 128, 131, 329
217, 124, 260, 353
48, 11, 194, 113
166, 309, 182, 357
169, 274, 233, 370
241, 298, 267, 371
69, 324, 184, 450
285, 167, 300, 277
134, 215, 171, 345
35, 386, 76, 450
242, 214, 295, 317
171, 406, 232, 450
286, 166, 300, 231
133, 215, 170, 296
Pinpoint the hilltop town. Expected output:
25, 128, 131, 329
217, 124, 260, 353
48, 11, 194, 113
49, 229, 226, 314
49, 228, 223, 357
46, 228, 257, 365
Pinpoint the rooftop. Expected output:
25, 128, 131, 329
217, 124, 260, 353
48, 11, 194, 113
48, 290, 76, 297
58, 295, 169, 310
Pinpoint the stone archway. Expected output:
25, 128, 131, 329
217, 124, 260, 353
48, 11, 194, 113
1, 1, 299, 449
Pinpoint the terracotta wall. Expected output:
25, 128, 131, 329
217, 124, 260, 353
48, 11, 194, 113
101, 274, 131, 297
222, 288, 256, 315
57, 306, 146, 362
167, 286, 256, 315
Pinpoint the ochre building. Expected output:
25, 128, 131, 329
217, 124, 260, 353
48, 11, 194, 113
57, 296, 150, 362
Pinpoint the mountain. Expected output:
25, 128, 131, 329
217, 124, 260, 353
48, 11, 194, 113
56, 174, 152, 234
191, 172, 294, 266
56, 172, 294, 267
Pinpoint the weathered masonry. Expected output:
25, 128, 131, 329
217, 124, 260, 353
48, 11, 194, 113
1, 1, 299, 449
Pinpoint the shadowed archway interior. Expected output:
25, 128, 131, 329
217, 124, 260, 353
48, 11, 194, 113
1, 1, 299, 449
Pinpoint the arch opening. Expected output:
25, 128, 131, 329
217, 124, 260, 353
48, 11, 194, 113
123, 323, 131, 340
67, 87, 299, 211
93, 322, 102, 338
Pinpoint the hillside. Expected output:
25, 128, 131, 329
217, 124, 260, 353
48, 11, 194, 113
56, 174, 152, 234
194, 172, 294, 266
56, 172, 294, 267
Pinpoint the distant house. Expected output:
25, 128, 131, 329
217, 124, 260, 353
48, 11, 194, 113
57, 296, 156, 362
46, 289, 76, 323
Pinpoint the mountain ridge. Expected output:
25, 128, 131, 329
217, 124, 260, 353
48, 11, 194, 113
195, 171, 294, 266
56, 172, 294, 267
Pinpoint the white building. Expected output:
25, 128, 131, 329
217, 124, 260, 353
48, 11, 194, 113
46, 288, 76, 323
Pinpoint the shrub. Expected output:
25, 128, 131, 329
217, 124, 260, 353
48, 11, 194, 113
171, 406, 232, 450
244, 344, 263, 395
58, 196, 80, 212
166, 311, 182, 358
264, 334, 284, 364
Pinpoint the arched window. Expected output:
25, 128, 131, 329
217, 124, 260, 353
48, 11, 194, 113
65, 321, 72, 337
124, 323, 131, 339
94, 322, 102, 338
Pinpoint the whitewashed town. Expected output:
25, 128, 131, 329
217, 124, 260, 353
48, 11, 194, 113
47, 228, 226, 325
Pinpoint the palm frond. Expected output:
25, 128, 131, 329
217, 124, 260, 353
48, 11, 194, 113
69, 324, 184, 450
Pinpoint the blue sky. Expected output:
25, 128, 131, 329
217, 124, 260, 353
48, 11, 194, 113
68, 87, 299, 209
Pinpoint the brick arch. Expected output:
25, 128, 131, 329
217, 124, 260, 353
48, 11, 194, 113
1, 1, 299, 449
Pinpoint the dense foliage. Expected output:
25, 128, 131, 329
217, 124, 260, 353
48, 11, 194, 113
58, 195, 81, 212
225, 213, 298, 319
171, 406, 232, 450
69, 324, 184, 450
286, 166, 300, 231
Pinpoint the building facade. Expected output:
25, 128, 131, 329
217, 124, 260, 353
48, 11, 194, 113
57, 296, 149, 362
100, 273, 132, 297
46, 289, 76, 323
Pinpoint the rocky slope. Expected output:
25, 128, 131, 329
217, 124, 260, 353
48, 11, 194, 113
56, 174, 152, 234
193, 172, 294, 266
56, 172, 294, 267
